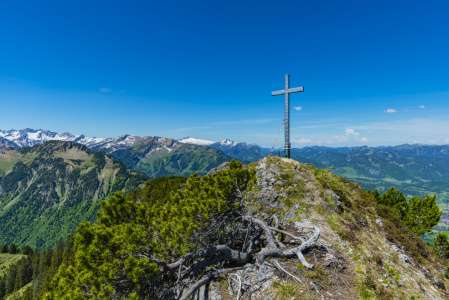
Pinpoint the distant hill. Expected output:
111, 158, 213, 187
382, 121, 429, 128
284, 144, 449, 217
90, 136, 233, 178
180, 137, 266, 162
0, 141, 148, 250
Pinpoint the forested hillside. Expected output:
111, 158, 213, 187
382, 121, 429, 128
0, 141, 148, 250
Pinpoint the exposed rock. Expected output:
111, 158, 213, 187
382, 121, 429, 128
399, 253, 412, 264
208, 286, 222, 300
326, 189, 342, 210
207, 162, 230, 176
376, 219, 384, 227
283, 209, 296, 223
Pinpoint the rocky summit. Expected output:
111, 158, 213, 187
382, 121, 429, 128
198, 156, 448, 299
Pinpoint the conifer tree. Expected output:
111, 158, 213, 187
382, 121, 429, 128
0, 244, 7, 253
5, 267, 17, 294
378, 187, 408, 219
8, 243, 17, 254
433, 232, 449, 259
21, 245, 34, 255
404, 194, 442, 236
0, 279, 5, 299
371, 188, 442, 236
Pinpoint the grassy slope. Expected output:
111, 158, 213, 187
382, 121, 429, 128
231, 157, 449, 299
5, 282, 32, 300
136, 144, 231, 178
0, 254, 26, 277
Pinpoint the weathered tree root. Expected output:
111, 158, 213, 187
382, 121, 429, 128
172, 213, 320, 299
228, 273, 242, 299
272, 259, 303, 284
179, 268, 240, 300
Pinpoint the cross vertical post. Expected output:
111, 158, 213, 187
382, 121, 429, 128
284, 74, 290, 159
271, 74, 304, 159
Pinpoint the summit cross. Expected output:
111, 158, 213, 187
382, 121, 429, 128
271, 74, 304, 159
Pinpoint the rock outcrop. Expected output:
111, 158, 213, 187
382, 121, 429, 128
198, 156, 449, 299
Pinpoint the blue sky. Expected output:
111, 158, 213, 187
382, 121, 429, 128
1, 0, 449, 147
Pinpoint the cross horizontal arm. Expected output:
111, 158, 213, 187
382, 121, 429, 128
271, 86, 304, 96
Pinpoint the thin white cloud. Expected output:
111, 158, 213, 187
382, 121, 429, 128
384, 109, 397, 113
402, 109, 409, 112
419, 105, 425, 109
293, 106, 302, 111
292, 138, 311, 144
428, 139, 437, 144
445, 139, 449, 143
345, 129, 360, 136
332, 129, 367, 144
99, 88, 112, 93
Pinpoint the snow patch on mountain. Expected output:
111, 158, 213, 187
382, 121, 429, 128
178, 137, 215, 146
0, 129, 107, 148
219, 139, 238, 147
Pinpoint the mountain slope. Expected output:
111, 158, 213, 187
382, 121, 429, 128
208, 140, 266, 162
90, 135, 233, 178
0, 141, 148, 250
178, 137, 267, 162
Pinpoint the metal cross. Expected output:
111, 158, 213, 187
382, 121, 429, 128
271, 74, 304, 159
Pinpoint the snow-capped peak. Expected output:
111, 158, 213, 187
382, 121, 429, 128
0, 128, 106, 148
219, 139, 238, 147
178, 137, 215, 146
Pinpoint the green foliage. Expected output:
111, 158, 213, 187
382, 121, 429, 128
371, 188, 442, 236
385, 263, 399, 281
377, 187, 408, 219
273, 282, 303, 300
405, 194, 442, 236
432, 232, 449, 259
46, 160, 255, 299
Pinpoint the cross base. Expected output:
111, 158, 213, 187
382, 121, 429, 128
284, 144, 291, 159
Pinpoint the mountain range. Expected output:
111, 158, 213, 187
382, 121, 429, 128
3, 128, 449, 205
0, 129, 266, 178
